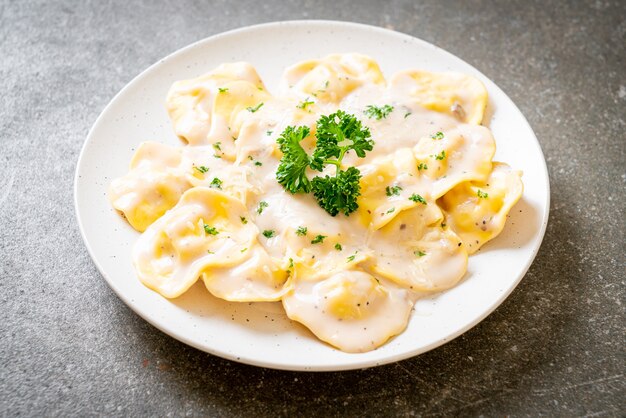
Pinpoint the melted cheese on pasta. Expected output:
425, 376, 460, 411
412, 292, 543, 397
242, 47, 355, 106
109, 54, 523, 352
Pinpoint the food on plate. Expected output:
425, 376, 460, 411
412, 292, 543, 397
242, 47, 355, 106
108, 53, 523, 352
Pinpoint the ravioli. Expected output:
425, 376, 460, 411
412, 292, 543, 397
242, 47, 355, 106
389, 70, 488, 124
166, 62, 267, 146
132, 188, 258, 298
108, 141, 191, 232
366, 205, 468, 292
111, 54, 524, 353
202, 245, 290, 302
413, 125, 495, 198
439, 162, 523, 254
282, 270, 413, 353
280, 53, 385, 103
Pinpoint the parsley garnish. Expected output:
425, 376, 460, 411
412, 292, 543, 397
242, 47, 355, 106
297, 98, 314, 110
254, 161, 263, 166
386, 185, 402, 196
262, 230, 275, 238
433, 150, 446, 161
296, 226, 308, 236
311, 167, 362, 216
276, 126, 312, 193
334, 243, 342, 251
209, 177, 222, 189
477, 190, 489, 199
309, 111, 373, 216
431, 131, 444, 140
240, 216, 248, 224
310, 110, 374, 170
418, 163, 428, 171
246, 102, 264, 113
386, 207, 395, 214
404, 111, 412, 119
414, 250, 426, 257
347, 254, 356, 262
257, 201, 268, 214
213, 142, 222, 151
218, 87, 228, 93
240, 247, 248, 253
409, 194, 427, 205
275, 110, 374, 217
203, 224, 219, 235
364, 104, 394, 120
311, 235, 326, 244
194, 165, 209, 174
266, 130, 273, 136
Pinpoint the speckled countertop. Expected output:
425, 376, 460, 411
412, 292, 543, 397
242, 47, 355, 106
1, 0, 624, 416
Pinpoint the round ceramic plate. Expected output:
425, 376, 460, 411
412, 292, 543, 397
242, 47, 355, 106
75, 20, 549, 371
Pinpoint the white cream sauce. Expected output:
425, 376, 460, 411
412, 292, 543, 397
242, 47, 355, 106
111, 56, 522, 352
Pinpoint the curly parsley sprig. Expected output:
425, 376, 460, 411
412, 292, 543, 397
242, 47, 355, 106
275, 110, 374, 216
275, 126, 312, 194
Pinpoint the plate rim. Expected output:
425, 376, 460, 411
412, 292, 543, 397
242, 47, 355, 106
74, 19, 551, 371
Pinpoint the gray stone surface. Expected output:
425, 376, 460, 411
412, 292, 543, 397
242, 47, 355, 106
1, 0, 624, 416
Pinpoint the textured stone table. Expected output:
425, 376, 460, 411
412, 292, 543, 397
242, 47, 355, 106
1, 0, 624, 416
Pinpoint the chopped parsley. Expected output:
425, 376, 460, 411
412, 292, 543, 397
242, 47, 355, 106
334, 243, 342, 251
209, 177, 222, 189
409, 193, 427, 205
364, 104, 394, 120
417, 163, 428, 171
262, 230, 276, 238
275, 110, 374, 216
296, 226, 308, 236
246, 102, 264, 113
414, 250, 426, 257
477, 190, 489, 199
385, 185, 402, 196
386, 207, 396, 214
311, 235, 327, 244
194, 165, 210, 174
430, 131, 444, 140
296, 98, 314, 110
254, 161, 263, 166
404, 111, 412, 119
240, 247, 248, 253
433, 150, 446, 161
257, 201, 268, 214
218, 87, 228, 93
266, 130, 273, 136
212, 142, 222, 151
203, 224, 219, 235
347, 254, 356, 262
240, 216, 248, 224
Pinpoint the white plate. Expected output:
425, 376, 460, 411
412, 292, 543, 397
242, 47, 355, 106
74, 20, 549, 371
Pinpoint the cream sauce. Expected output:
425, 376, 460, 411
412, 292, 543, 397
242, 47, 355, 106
110, 55, 523, 352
